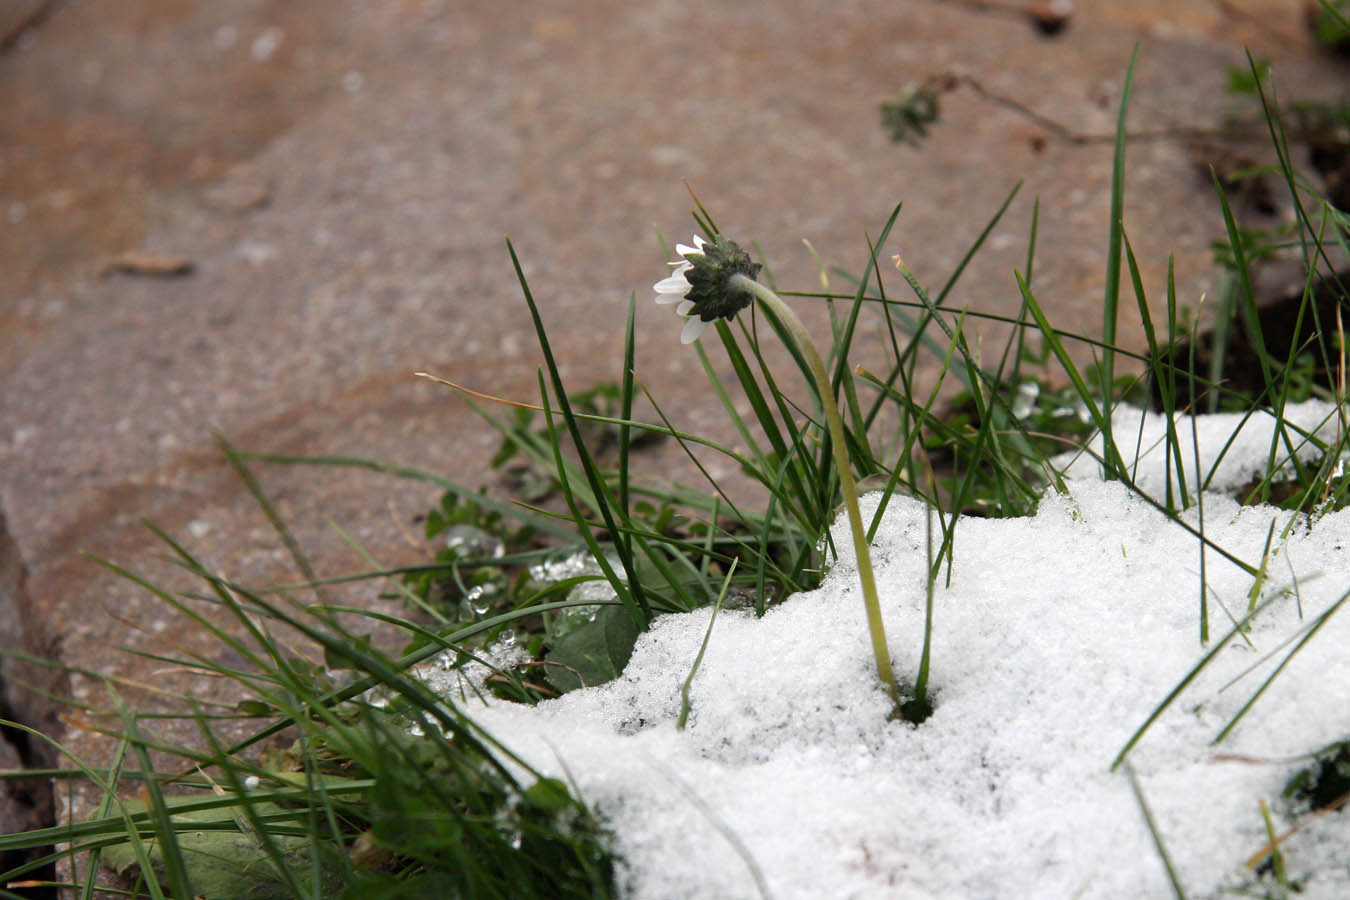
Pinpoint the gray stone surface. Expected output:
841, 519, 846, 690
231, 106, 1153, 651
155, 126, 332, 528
0, 0, 1341, 862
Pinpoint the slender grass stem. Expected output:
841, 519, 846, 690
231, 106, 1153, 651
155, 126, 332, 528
729, 273, 901, 709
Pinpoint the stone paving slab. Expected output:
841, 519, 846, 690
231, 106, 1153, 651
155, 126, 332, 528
0, 0, 1342, 883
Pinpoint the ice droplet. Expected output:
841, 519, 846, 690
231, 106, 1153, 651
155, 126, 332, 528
444, 524, 505, 560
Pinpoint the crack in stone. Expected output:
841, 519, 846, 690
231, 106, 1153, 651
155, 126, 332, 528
0, 504, 59, 899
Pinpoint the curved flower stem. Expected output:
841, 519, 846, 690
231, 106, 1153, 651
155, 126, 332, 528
729, 274, 900, 707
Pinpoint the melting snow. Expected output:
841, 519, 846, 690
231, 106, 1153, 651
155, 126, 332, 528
466, 402, 1350, 898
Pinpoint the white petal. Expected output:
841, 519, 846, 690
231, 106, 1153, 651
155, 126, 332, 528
654, 271, 690, 289
653, 274, 691, 298
680, 316, 708, 344
675, 299, 694, 316
675, 235, 708, 258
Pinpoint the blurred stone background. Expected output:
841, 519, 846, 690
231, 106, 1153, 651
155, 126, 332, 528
0, 0, 1343, 885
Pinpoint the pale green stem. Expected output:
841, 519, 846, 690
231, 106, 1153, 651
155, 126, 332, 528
729, 273, 900, 705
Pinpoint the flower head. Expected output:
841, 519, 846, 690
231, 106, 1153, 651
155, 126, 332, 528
653, 234, 762, 343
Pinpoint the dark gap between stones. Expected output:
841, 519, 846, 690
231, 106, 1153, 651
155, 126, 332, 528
0, 508, 58, 900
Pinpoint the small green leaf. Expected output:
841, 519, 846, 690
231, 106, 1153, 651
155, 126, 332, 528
234, 699, 275, 716
102, 802, 334, 900
324, 633, 376, 671
544, 605, 640, 694
524, 777, 572, 814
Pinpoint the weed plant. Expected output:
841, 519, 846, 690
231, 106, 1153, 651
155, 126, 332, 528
2, 50, 1349, 899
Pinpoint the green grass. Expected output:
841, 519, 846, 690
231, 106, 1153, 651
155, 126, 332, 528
3, 50, 1350, 899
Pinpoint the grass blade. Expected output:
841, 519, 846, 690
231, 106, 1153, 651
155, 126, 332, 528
1099, 44, 1140, 408
508, 238, 650, 624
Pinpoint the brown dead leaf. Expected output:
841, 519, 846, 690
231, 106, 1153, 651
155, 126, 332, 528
98, 251, 195, 278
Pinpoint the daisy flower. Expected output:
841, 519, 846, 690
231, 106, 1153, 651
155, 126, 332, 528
653, 234, 761, 343
649, 219, 902, 712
